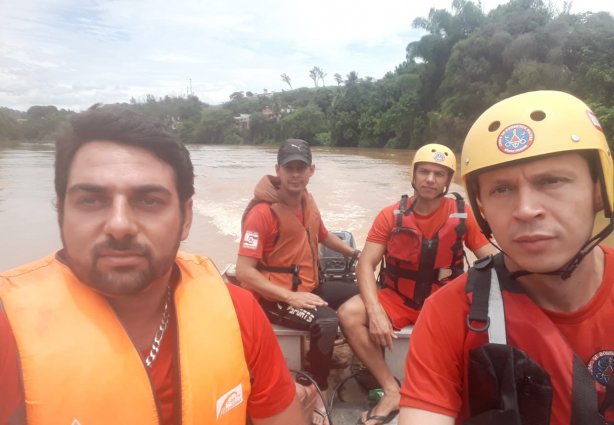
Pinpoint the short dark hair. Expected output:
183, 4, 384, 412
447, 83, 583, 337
55, 105, 194, 211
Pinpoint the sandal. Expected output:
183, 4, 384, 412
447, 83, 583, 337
313, 407, 330, 425
356, 407, 399, 425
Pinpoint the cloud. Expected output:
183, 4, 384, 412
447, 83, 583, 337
0, 0, 612, 111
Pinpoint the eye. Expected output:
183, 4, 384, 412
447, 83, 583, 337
134, 196, 165, 209
538, 176, 566, 187
75, 195, 107, 208
136, 196, 164, 207
489, 185, 511, 196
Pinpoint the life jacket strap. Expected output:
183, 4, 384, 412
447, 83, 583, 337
449, 192, 468, 269
384, 192, 467, 309
259, 264, 302, 291
466, 255, 506, 343
466, 253, 613, 424
382, 261, 438, 309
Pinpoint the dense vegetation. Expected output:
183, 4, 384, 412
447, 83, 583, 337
1, 0, 613, 150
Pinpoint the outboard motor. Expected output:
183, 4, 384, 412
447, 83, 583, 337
318, 230, 358, 284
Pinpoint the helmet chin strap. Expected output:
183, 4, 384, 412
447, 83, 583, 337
509, 216, 614, 281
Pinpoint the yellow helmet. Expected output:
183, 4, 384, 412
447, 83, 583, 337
412, 143, 456, 174
461, 90, 613, 236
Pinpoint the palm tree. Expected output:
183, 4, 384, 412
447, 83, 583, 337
309, 67, 319, 87
345, 71, 359, 86
314, 66, 326, 86
280, 73, 292, 89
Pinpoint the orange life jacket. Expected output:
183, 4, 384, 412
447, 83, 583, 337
464, 253, 614, 425
243, 175, 321, 294
381, 193, 467, 309
0, 252, 251, 424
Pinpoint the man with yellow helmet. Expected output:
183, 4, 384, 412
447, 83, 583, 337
338, 143, 494, 425
399, 91, 614, 425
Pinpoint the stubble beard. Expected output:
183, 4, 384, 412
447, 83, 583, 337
60, 229, 182, 297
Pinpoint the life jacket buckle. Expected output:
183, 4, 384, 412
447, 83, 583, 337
466, 315, 490, 333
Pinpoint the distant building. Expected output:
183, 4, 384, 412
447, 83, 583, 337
280, 105, 295, 115
261, 106, 274, 118
234, 113, 250, 131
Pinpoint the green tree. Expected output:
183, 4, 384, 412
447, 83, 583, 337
21, 105, 72, 141
248, 112, 278, 144
229, 91, 245, 102
279, 106, 327, 143
194, 108, 237, 144
0, 110, 20, 144
563, 12, 614, 108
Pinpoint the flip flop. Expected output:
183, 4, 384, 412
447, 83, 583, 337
356, 407, 400, 425
313, 407, 330, 425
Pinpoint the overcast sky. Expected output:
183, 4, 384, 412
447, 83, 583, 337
1, 0, 612, 112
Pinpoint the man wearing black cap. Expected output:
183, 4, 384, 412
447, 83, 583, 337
236, 139, 359, 425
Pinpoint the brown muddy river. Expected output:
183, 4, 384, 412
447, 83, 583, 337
0, 143, 470, 272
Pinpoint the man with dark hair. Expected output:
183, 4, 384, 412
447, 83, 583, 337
0, 105, 304, 425
236, 139, 359, 425
399, 91, 614, 425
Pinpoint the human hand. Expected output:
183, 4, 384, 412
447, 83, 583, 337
367, 305, 397, 349
285, 291, 328, 310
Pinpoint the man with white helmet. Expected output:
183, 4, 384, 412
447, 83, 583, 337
399, 91, 614, 425
338, 143, 494, 425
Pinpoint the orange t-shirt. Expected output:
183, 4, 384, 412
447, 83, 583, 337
400, 245, 614, 424
239, 201, 329, 259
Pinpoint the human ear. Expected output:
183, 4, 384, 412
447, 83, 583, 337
593, 179, 605, 213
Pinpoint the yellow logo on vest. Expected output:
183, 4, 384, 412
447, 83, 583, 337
216, 383, 244, 419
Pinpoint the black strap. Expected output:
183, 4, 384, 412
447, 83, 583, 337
396, 194, 408, 229
413, 234, 439, 306
571, 355, 606, 424
601, 378, 614, 422
383, 260, 440, 310
466, 255, 495, 332
259, 264, 302, 291
384, 262, 437, 281
449, 192, 467, 271
393, 194, 418, 233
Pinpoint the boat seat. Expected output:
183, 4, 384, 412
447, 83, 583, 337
272, 324, 310, 371
272, 323, 414, 379
385, 325, 414, 380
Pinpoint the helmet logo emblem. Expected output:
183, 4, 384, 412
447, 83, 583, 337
587, 110, 603, 132
497, 124, 534, 154
432, 152, 445, 162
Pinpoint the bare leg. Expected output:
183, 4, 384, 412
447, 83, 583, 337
338, 295, 400, 424
312, 386, 332, 425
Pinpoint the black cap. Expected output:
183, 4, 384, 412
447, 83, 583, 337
277, 139, 312, 166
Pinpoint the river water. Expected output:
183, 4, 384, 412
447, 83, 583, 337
0, 143, 469, 272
